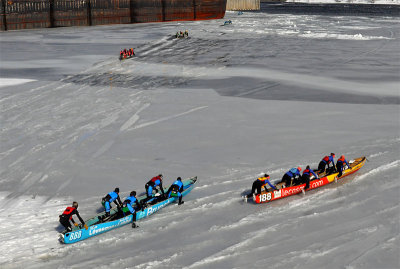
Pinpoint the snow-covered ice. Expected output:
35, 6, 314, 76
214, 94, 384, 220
0, 8, 399, 269
0, 78, 36, 88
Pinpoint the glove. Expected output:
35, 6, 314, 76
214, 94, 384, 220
74, 223, 79, 227
84, 224, 88, 230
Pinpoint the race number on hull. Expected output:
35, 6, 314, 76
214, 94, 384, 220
255, 185, 305, 203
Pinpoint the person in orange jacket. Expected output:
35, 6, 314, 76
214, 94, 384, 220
246, 173, 276, 198
336, 155, 350, 177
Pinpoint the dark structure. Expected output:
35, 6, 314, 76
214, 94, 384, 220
0, 0, 227, 31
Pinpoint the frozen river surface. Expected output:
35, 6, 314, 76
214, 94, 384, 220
0, 8, 399, 269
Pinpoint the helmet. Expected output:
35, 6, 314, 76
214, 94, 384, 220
331, 153, 335, 157
264, 174, 270, 179
115, 187, 120, 193
72, 201, 78, 208
306, 165, 310, 170
297, 167, 302, 172
130, 191, 136, 197
177, 177, 182, 181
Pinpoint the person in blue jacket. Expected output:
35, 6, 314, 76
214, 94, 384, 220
336, 155, 350, 177
102, 187, 123, 218
246, 173, 276, 198
300, 165, 319, 190
317, 153, 336, 174
122, 191, 141, 228
167, 177, 184, 205
281, 167, 302, 187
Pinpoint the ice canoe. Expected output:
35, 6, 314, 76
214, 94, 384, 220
60, 176, 197, 244
253, 157, 366, 204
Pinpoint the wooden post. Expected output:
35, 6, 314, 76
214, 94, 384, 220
49, 0, 55, 28
129, 0, 134, 23
161, 0, 166, 21
87, 0, 92, 26
1, 0, 7, 31
192, 0, 196, 20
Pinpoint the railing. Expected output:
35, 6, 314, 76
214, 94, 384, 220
226, 0, 260, 10
1, 0, 227, 30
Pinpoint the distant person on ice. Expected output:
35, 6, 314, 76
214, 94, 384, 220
121, 191, 141, 228
167, 177, 185, 205
59, 201, 88, 232
281, 167, 302, 187
318, 153, 336, 174
102, 187, 123, 218
336, 155, 350, 177
246, 173, 276, 198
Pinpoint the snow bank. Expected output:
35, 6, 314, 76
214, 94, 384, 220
0, 78, 36, 88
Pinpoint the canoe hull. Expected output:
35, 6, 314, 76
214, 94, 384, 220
255, 157, 366, 204
61, 176, 197, 244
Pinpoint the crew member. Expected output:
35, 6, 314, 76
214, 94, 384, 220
301, 165, 319, 190
59, 201, 88, 232
336, 155, 350, 177
141, 174, 165, 205
281, 167, 302, 187
145, 174, 165, 198
167, 177, 184, 205
246, 173, 276, 198
317, 153, 336, 174
122, 191, 141, 228
102, 187, 123, 217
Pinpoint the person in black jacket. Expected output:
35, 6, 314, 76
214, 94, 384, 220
59, 202, 87, 232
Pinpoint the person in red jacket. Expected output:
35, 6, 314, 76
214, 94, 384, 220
145, 174, 165, 198
317, 153, 336, 174
59, 202, 87, 232
299, 165, 319, 190
141, 174, 165, 206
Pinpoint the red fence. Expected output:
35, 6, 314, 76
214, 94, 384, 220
0, 0, 227, 31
